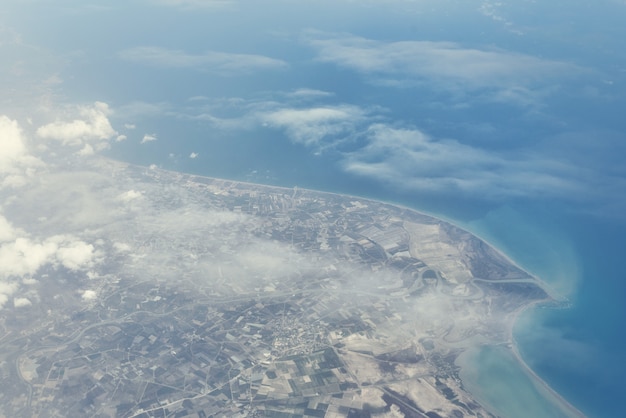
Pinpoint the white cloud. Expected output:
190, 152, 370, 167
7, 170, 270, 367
1, 174, 30, 189
0, 215, 18, 243
0, 228, 97, 306
81, 289, 97, 301
116, 134, 127, 142
36, 101, 118, 150
117, 189, 145, 213
211, 239, 316, 292
285, 88, 334, 100
187, 96, 586, 199
13, 297, 32, 307
0, 116, 27, 168
77, 144, 95, 156
53, 238, 95, 271
0, 237, 58, 278
113, 242, 132, 253
341, 124, 584, 199
0, 214, 96, 285
119, 46, 287, 75
0, 116, 41, 187
189, 152, 199, 159
117, 190, 143, 202
124, 123, 136, 130
237, 243, 295, 274
149, 90, 624, 213
0, 281, 18, 308
141, 133, 157, 144
308, 34, 584, 99
260, 105, 369, 146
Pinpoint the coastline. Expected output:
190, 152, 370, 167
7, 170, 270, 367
510, 321, 587, 418
103, 157, 585, 417
455, 298, 586, 418
447, 218, 584, 417
509, 297, 586, 418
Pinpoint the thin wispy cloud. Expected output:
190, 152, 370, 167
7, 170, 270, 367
284, 88, 335, 100
479, 0, 524, 34
340, 124, 586, 200
154, 0, 236, 10
251, 99, 622, 212
109, 89, 625, 218
164, 95, 374, 146
119, 46, 288, 75
307, 34, 584, 102
141, 133, 158, 144
333, 121, 626, 220
116, 101, 173, 119
259, 105, 369, 147
193, 97, 581, 200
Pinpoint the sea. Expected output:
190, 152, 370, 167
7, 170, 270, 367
458, 207, 626, 418
108, 134, 626, 418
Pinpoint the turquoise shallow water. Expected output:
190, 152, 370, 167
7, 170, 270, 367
3, 0, 625, 416
457, 345, 573, 418
464, 207, 626, 418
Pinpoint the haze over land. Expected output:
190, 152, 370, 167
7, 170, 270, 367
1, 1, 626, 417
0, 132, 566, 416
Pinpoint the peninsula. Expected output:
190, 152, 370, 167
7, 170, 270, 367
0, 158, 572, 417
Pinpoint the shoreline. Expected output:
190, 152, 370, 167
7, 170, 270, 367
103, 156, 585, 417
454, 296, 586, 418
109, 158, 566, 292
508, 301, 586, 418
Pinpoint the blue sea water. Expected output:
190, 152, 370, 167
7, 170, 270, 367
510, 215, 626, 418
397, 200, 626, 418
464, 206, 626, 418
3, 1, 625, 417
108, 131, 625, 418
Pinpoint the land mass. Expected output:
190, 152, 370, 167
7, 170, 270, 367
0, 158, 565, 417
